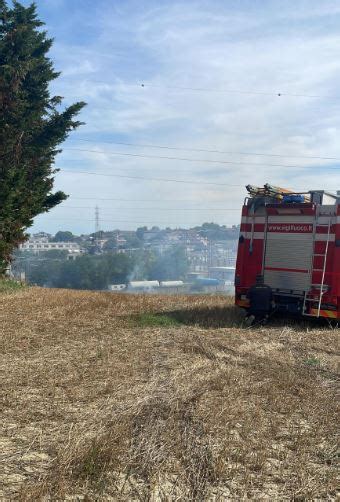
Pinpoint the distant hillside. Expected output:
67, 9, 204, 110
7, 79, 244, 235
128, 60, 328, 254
0, 288, 338, 499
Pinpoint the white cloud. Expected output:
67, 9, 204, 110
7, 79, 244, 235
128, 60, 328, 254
32, 0, 340, 233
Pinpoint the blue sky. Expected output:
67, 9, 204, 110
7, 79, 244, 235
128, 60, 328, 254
24, 0, 340, 234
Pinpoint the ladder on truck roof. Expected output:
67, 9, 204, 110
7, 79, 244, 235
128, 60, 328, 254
303, 217, 332, 317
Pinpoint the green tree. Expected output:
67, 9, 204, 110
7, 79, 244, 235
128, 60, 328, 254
102, 253, 134, 285
126, 249, 157, 281
53, 231, 75, 242
120, 234, 142, 249
102, 238, 118, 252
0, 2, 85, 272
196, 222, 239, 241
148, 246, 188, 281
136, 226, 148, 240
26, 253, 135, 290
39, 249, 68, 259
28, 258, 62, 287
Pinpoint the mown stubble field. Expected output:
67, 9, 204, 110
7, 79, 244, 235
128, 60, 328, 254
0, 287, 339, 500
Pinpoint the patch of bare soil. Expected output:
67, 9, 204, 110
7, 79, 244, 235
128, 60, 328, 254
0, 288, 338, 500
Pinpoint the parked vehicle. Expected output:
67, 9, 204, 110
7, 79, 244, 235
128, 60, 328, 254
235, 184, 340, 319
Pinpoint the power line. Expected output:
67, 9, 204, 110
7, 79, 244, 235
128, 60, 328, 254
139, 83, 322, 99
71, 138, 340, 162
60, 165, 340, 191
55, 205, 241, 211
57, 78, 323, 99
71, 196, 234, 203
60, 169, 244, 187
59, 168, 340, 190
63, 147, 326, 169
36, 216, 236, 225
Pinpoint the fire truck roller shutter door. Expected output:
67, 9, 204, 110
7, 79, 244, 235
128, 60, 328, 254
264, 232, 313, 291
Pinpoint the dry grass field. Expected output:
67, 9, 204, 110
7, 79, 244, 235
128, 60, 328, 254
0, 287, 339, 500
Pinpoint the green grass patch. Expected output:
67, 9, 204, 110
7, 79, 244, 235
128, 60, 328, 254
0, 278, 26, 293
129, 305, 244, 329
304, 356, 321, 367
132, 313, 182, 328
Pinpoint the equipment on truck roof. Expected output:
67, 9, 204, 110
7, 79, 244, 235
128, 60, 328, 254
235, 183, 340, 320
246, 183, 293, 199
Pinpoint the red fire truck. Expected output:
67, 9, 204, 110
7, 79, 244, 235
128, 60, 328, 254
235, 184, 340, 319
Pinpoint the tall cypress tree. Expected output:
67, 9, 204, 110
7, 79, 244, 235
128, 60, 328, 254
0, 1, 85, 272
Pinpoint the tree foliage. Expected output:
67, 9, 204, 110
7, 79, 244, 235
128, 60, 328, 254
27, 253, 134, 290
0, 1, 85, 271
20, 246, 189, 290
148, 246, 188, 281
53, 231, 75, 242
196, 222, 240, 241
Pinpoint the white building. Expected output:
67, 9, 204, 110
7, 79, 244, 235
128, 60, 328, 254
20, 240, 81, 254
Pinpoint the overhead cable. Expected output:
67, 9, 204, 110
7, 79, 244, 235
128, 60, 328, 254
139, 83, 321, 99
55, 205, 240, 211
36, 216, 229, 225
63, 147, 326, 169
56, 78, 322, 99
60, 169, 244, 187
71, 138, 340, 162
71, 196, 234, 203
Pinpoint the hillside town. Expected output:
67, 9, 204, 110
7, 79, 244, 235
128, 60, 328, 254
13, 224, 238, 292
